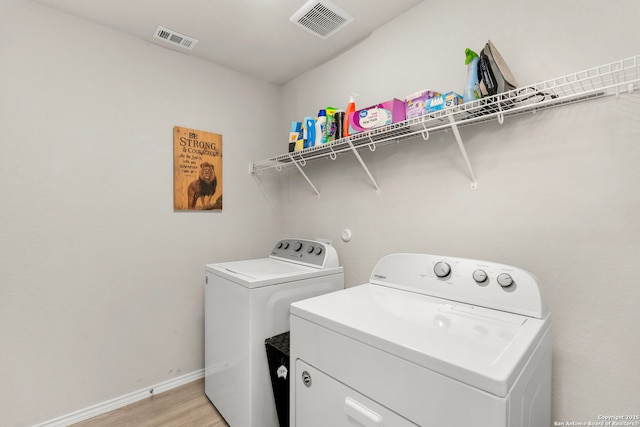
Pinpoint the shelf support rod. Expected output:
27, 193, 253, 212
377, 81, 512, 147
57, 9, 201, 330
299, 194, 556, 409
288, 154, 320, 198
348, 141, 381, 195
447, 113, 478, 190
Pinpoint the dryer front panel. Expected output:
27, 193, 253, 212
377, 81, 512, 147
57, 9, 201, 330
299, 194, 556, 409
295, 360, 418, 427
290, 314, 508, 427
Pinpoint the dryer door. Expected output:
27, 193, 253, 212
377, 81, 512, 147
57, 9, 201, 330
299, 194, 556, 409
295, 360, 419, 427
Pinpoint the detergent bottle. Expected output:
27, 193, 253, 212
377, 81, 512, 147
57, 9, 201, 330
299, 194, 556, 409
343, 95, 356, 137
315, 109, 326, 146
463, 48, 481, 103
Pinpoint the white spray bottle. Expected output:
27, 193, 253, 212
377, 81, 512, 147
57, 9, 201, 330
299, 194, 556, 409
315, 109, 326, 146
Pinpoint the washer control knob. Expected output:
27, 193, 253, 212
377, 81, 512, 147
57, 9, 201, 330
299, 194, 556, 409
294, 242, 303, 252
283, 242, 290, 250
277, 242, 283, 249
497, 273, 514, 288
307, 245, 315, 254
434, 261, 451, 278
472, 269, 488, 283
315, 246, 323, 256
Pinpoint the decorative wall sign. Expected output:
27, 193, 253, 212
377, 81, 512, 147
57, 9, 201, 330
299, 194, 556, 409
173, 126, 223, 210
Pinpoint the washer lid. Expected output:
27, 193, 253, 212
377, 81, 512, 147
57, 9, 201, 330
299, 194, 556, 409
206, 258, 342, 288
290, 283, 551, 397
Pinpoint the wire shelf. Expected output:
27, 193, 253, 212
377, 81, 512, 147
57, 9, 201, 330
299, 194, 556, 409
251, 56, 639, 175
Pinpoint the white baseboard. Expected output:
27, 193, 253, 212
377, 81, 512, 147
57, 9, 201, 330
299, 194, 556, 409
34, 369, 205, 427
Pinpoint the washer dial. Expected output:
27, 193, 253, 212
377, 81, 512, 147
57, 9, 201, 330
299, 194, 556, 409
472, 269, 488, 283
497, 273, 514, 288
434, 261, 451, 278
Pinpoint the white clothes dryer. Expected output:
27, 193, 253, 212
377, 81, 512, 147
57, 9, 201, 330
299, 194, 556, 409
205, 239, 344, 427
290, 253, 552, 427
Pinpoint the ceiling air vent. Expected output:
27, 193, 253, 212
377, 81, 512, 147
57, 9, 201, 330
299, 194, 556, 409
290, 0, 354, 39
153, 25, 198, 50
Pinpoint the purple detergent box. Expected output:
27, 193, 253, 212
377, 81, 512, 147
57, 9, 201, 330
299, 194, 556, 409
405, 90, 441, 119
348, 99, 406, 134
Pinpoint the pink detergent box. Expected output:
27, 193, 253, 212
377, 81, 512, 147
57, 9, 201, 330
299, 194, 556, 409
348, 99, 406, 134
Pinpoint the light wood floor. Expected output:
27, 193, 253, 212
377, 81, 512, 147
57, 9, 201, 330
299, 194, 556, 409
71, 379, 229, 427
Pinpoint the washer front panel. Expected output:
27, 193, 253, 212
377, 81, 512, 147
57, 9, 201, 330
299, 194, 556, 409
205, 265, 344, 426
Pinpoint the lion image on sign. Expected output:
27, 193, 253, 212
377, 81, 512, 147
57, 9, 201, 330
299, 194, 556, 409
173, 126, 222, 211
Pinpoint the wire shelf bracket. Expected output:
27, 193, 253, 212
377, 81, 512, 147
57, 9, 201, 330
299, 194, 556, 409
447, 113, 478, 189
290, 154, 321, 198
348, 141, 381, 195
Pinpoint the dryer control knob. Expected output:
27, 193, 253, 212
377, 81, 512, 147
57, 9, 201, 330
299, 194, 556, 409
294, 242, 303, 252
434, 261, 451, 278
315, 246, 323, 256
497, 273, 514, 288
473, 269, 488, 283
307, 245, 315, 254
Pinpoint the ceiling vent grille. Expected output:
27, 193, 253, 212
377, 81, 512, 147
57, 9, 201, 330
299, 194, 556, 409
290, 0, 354, 39
153, 25, 198, 50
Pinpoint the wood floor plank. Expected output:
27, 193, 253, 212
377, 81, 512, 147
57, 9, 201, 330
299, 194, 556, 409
71, 379, 229, 427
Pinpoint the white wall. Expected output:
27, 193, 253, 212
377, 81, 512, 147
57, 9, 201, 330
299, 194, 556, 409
279, 0, 640, 423
0, 1, 283, 425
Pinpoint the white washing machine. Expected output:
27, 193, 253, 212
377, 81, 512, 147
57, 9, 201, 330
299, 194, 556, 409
290, 253, 552, 427
205, 238, 344, 427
